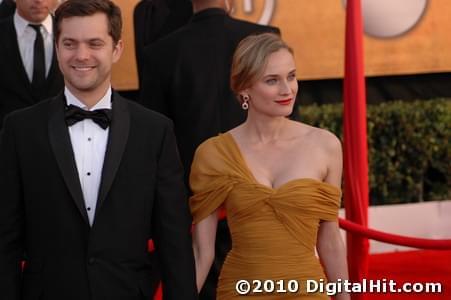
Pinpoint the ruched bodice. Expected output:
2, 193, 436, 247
190, 133, 341, 299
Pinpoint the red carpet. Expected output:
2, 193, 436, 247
366, 250, 451, 299
152, 250, 451, 299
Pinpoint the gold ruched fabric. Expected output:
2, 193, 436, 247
190, 133, 341, 299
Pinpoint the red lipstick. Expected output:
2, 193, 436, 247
275, 98, 292, 105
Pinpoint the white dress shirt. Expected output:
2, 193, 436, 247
14, 11, 54, 81
66, 87, 112, 226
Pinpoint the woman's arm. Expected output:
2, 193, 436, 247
317, 131, 350, 300
192, 209, 218, 292
317, 221, 350, 300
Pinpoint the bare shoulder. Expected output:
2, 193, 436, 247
292, 121, 342, 155
317, 127, 342, 156
292, 122, 343, 184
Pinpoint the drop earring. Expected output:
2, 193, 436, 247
241, 94, 249, 110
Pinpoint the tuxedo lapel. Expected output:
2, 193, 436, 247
48, 93, 89, 225
95, 92, 130, 214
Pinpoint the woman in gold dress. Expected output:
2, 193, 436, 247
190, 33, 350, 299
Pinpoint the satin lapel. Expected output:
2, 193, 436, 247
95, 92, 130, 214
48, 93, 89, 225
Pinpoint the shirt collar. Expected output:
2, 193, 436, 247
14, 10, 53, 38
65, 87, 112, 111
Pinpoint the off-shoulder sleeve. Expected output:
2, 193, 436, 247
317, 184, 342, 222
189, 137, 235, 224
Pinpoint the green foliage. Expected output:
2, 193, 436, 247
297, 99, 450, 205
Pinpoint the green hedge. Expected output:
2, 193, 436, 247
297, 99, 450, 205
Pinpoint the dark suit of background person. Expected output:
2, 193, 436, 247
0, 0, 15, 19
0, 90, 198, 300
139, 3, 280, 299
139, 7, 280, 184
134, 3, 192, 294
134, 0, 192, 88
0, 14, 63, 129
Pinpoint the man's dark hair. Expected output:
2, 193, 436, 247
54, 0, 122, 45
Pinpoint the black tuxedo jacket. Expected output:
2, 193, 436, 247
0, 16, 64, 129
139, 8, 280, 180
0, 92, 198, 300
0, 0, 15, 19
134, 0, 192, 87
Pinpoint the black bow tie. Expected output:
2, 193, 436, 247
65, 104, 112, 129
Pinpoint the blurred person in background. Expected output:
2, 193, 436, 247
0, 0, 63, 129
134, 0, 192, 87
139, 0, 280, 185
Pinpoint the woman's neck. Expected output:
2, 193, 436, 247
242, 112, 290, 144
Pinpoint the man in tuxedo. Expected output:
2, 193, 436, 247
0, 0, 64, 129
134, 0, 192, 87
139, 1, 280, 298
0, 0, 197, 299
0, 0, 16, 19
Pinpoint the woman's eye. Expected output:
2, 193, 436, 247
288, 74, 296, 80
266, 78, 277, 84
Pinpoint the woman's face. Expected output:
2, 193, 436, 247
244, 48, 298, 118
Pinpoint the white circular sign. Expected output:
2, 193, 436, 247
343, 0, 428, 38
232, 0, 277, 25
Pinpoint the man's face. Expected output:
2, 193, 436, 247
16, 0, 58, 23
56, 13, 123, 97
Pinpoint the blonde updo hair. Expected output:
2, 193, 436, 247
230, 33, 294, 103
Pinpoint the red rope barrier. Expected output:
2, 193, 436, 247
215, 208, 451, 250
339, 218, 451, 250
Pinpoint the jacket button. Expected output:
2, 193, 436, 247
88, 257, 96, 265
